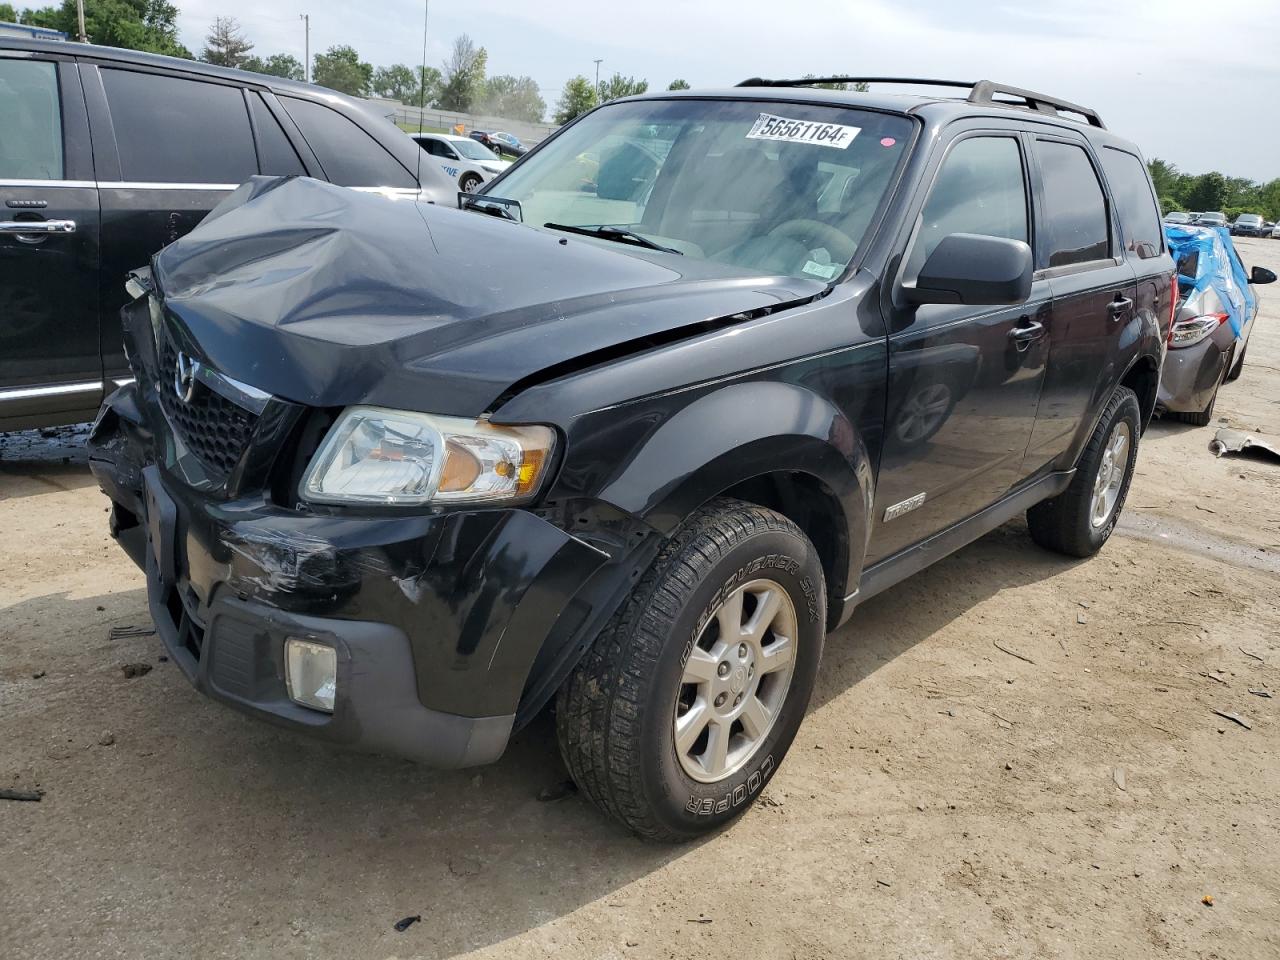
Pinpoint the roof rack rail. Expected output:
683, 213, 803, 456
735, 77, 1106, 129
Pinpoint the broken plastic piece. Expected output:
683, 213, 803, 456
393, 915, 422, 932
1209, 429, 1280, 463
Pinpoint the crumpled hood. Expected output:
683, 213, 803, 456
151, 176, 825, 417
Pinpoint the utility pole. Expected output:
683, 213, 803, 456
300, 14, 310, 83
417, 0, 430, 134
593, 58, 602, 101
75, 0, 87, 43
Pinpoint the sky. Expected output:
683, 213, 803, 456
165, 0, 1279, 181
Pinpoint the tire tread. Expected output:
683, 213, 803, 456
557, 498, 809, 841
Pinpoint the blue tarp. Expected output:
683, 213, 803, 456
1163, 224, 1254, 337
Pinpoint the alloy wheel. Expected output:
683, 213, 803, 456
673, 579, 797, 783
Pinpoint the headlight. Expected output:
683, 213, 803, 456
1169, 313, 1228, 348
300, 406, 555, 506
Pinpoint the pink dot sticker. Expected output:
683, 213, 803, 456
880, 137, 897, 147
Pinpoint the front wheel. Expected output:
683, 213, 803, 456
557, 499, 826, 841
1027, 385, 1141, 557
458, 172, 483, 193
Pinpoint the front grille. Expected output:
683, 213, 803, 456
158, 338, 258, 479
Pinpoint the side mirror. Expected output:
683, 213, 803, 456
1250, 265, 1276, 285
906, 233, 1034, 306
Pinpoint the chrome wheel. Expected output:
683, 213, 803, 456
896, 383, 953, 444
673, 579, 797, 783
1090, 420, 1130, 528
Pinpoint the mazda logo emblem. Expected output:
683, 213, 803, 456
173, 351, 200, 403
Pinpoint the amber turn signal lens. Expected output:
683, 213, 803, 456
439, 440, 483, 492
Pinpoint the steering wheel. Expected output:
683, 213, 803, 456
767, 219, 857, 265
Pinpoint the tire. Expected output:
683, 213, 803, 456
1225, 344, 1246, 383
557, 498, 826, 842
1027, 386, 1141, 558
458, 172, 483, 193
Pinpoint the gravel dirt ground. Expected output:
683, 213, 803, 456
2, 239, 1279, 960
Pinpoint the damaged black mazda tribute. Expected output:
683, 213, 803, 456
89, 78, 1173, 840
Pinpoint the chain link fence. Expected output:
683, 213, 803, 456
368, 98, 558, 145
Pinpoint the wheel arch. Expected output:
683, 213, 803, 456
715, 470, 852, 631
587, 380, 875, 631
1119, 351, 1160, 432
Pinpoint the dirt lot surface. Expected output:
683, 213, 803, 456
3, 239, 1280, 960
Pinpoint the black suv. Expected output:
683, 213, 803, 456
88, 78, 1172, 841
0, 39, 452, 432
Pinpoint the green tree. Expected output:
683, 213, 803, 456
554, 75, 597, 124
598, 72, 647, 102
313, 45, 372, 96
438, 34, 487, 112
241, 53, 305, 81
371, 63, 418, 101
1147, 158, 1181, 202
201, 16, 253, 68
0, 3, 19, 21
801, 74, 869, 92
20, 0, 189, 57
667, 78, 690, 90
1185, 171, 1227, 212
482, 74, 545, 122
1259, 179, 1280, 222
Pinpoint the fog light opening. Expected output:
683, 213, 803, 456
285, 638, 337, 713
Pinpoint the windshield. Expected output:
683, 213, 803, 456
452, 138, 501, 161
486, 98, 913, 280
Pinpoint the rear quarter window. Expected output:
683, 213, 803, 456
1100, 147, 1163, 260
281, 97, 415, 188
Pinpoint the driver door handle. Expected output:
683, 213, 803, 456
1008, 319, 1045, 343
0, 219, 77, 235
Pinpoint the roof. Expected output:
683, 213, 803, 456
0, 37, 319, 97
0, 20, 67, 40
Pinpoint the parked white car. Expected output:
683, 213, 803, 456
411, 133, 510, 193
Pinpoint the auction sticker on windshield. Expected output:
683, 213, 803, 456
746, 113, 861, 149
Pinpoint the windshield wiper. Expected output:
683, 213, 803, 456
543, 223, 683, 255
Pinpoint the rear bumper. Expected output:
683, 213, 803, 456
88, 386, 610, 767
1157, 335, 1228, 414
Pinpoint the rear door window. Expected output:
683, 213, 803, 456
100, 69, 258, 184
0, 59, 63, 180
281, 97, 416, 188
1100, 147, 1163, 260
1035, 139, 1110, 268
906, 135, 1029, 278
251, 94, 306, 176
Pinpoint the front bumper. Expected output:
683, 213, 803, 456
87, 385, 610, 767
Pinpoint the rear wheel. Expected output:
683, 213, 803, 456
1028, 386, 1141, 558
1224, 344, 1246, 383
557, 498, 825, 841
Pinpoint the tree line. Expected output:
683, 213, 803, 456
1149, 159, 1280, 221
0, 2, 678, 124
